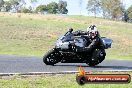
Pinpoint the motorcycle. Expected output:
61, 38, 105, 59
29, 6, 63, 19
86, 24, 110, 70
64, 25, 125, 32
43, 29, 112, 66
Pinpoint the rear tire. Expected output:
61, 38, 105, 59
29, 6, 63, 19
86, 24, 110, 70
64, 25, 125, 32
43, 49, 61, 65
86, 49, 106, 66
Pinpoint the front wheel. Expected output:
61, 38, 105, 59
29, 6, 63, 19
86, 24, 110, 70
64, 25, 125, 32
43, 49, 61, 65
86, 49, 106, 66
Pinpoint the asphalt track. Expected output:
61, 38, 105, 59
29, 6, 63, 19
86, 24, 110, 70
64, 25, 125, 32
0, 55, 132, 73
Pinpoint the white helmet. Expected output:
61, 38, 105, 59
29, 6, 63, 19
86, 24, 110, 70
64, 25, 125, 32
87, 25, 98, 38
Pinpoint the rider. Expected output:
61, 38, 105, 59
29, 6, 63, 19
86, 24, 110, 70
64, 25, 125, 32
73, 25, 104, 52
83, 25, 101, 52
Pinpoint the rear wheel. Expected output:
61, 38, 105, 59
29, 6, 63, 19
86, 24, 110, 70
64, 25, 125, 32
43, 49, 61, 65
86, 49, 106, 66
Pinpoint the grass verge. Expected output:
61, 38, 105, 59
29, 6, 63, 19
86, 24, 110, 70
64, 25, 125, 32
0, 72, 132, 88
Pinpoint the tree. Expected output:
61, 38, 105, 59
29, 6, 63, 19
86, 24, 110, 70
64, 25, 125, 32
100, 0, 124, 20
127, 5, 132, 20
30, 0, 37, 2
87, 0, 101, 18
4, 1, 12, 12
9, 0, 20, 12
30, 0, 38, 11
0, 0, 4, 11
28, 6, 32, 11
9, 0, 26, 12
47, 2, 58, 14
35, 5, 47, 13
58, 0, 68, 14
122, 11, 129, 22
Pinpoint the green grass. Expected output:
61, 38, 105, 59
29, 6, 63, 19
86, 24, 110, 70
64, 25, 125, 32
0, 12, 132, 59
0, 72, 132, 88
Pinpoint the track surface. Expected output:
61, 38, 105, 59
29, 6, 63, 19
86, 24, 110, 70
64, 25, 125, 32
0, 55, 132, 73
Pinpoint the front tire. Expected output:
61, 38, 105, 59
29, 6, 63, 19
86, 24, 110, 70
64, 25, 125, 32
43, 49, 61, 65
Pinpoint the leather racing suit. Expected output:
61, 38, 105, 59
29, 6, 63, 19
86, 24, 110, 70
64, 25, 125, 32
73, 30, 104, 53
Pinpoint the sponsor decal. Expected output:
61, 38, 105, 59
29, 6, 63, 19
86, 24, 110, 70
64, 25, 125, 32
76, 66, 131, 85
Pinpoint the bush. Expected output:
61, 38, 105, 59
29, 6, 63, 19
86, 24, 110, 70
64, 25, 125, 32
21, 8, 32, 13
35, 5, 47, 13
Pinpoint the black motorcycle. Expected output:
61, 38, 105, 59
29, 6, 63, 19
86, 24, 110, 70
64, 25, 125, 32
43, 29, 112, 66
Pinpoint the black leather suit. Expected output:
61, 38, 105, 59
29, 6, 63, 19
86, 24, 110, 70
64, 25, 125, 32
73, 30, 104, 52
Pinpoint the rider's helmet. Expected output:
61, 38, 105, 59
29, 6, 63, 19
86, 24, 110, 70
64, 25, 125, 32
87, 25, 98, 39
69, 28, 73, 32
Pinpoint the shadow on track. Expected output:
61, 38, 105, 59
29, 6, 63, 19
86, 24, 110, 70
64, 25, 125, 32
54, 64, 88, 67
54, 64, 132, 70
